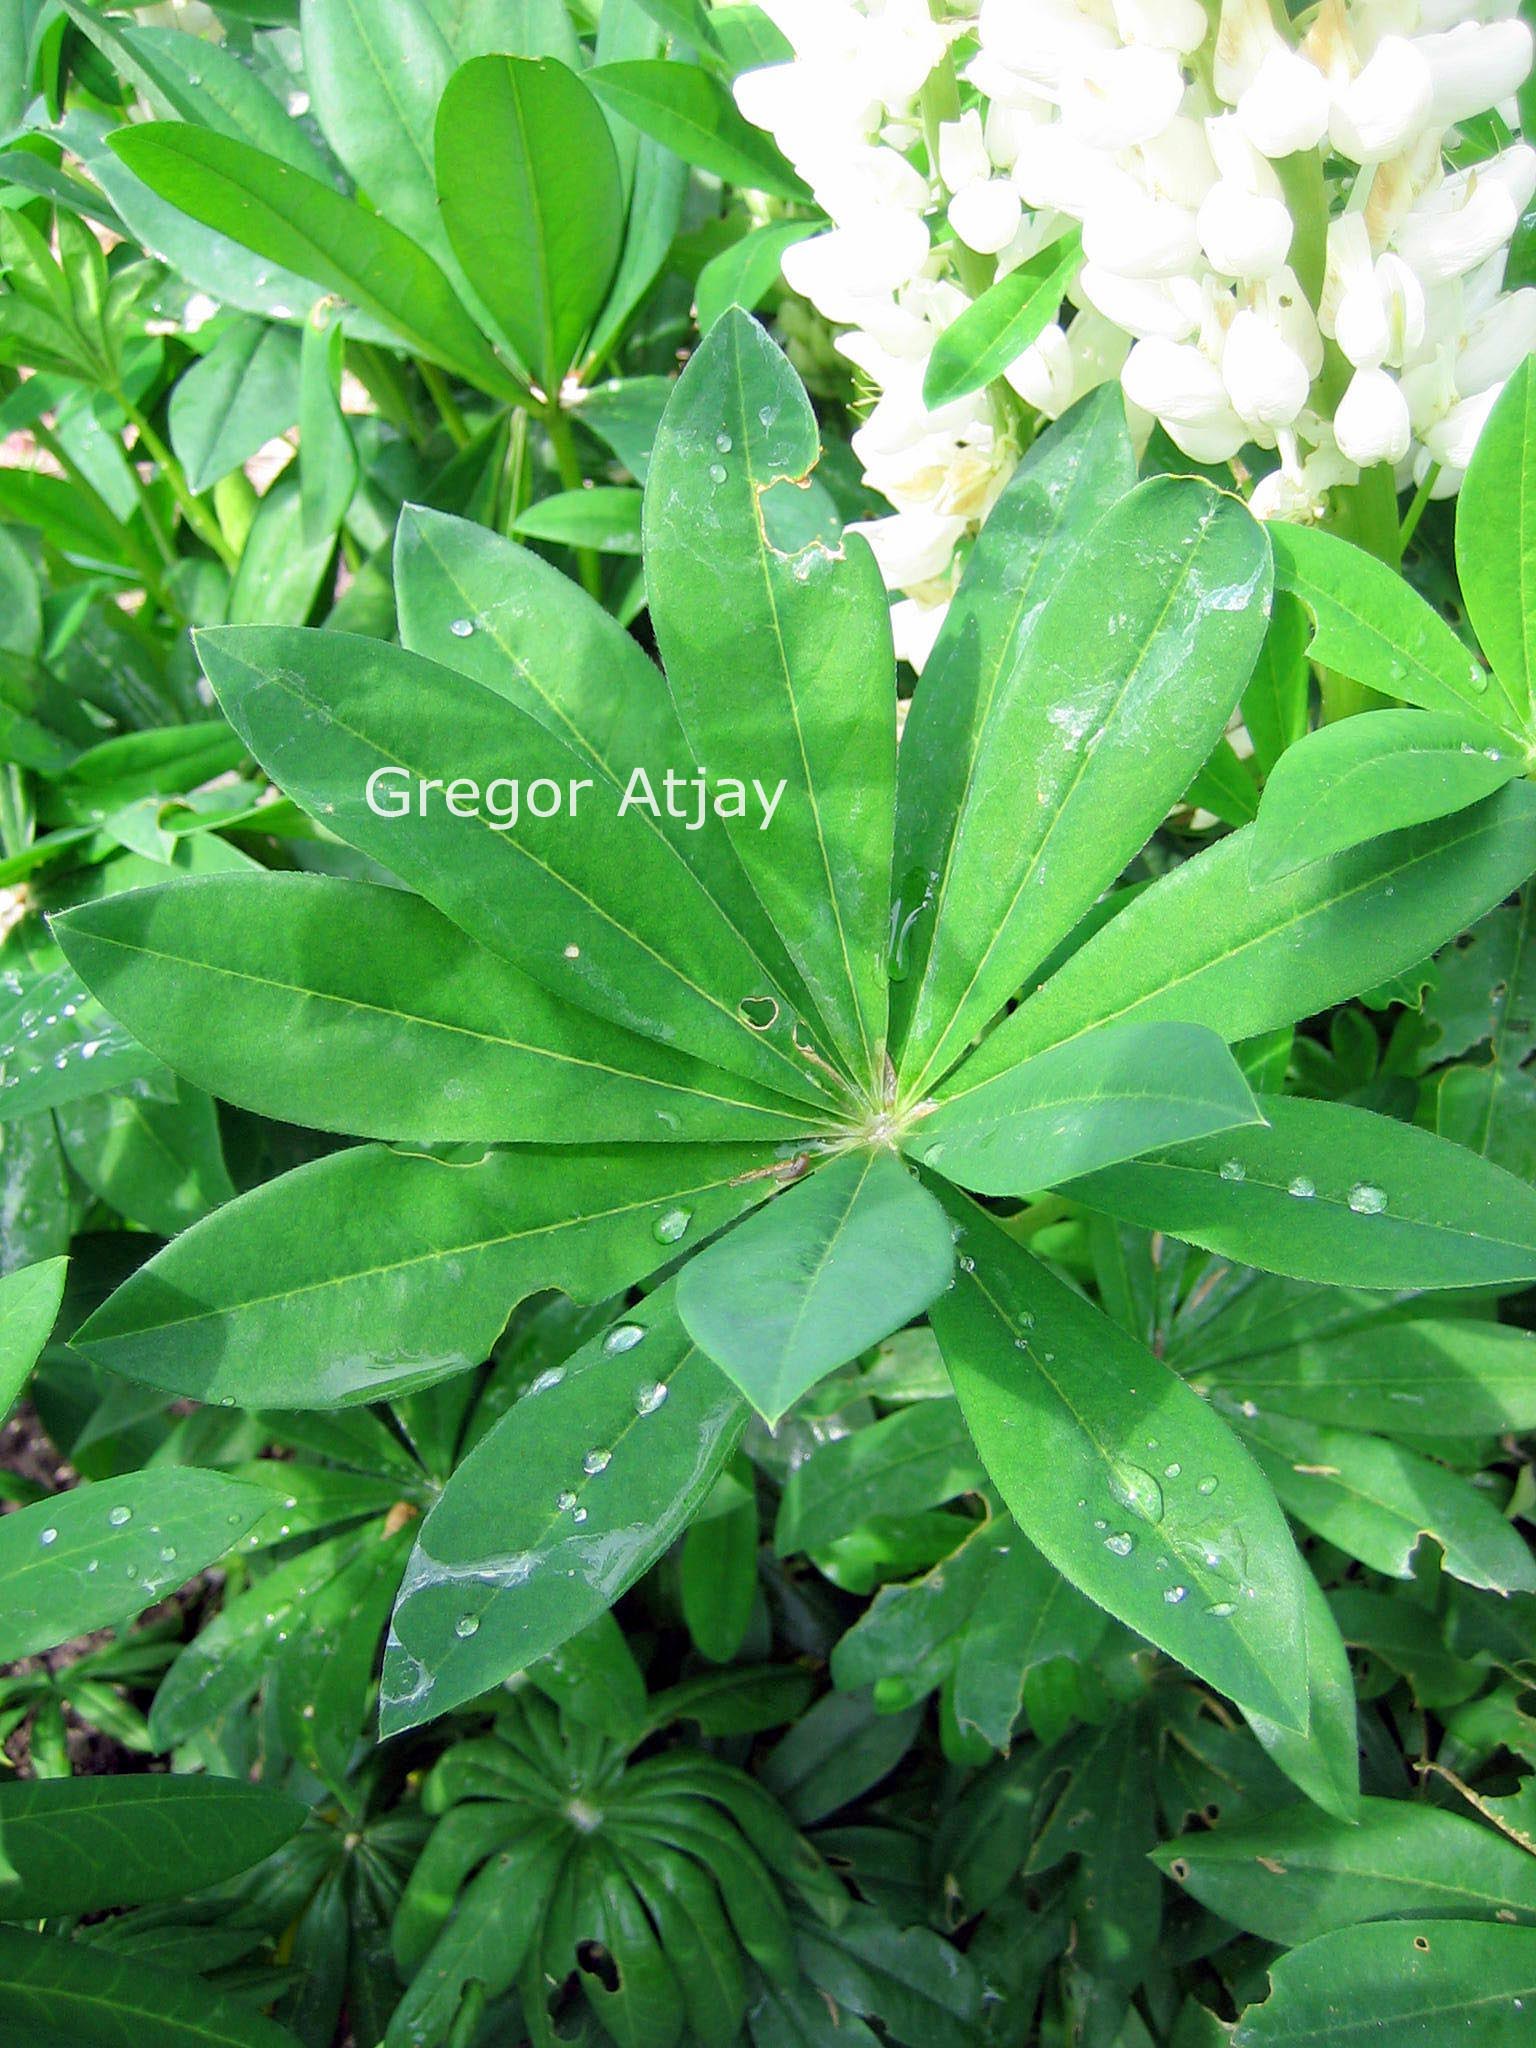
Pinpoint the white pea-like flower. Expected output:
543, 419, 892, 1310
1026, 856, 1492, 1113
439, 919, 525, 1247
735, 0, 1536, 665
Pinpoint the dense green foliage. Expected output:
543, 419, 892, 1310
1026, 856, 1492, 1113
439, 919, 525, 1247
3, 4, 1536, 2047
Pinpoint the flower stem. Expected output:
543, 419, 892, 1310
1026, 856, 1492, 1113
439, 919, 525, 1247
545, 403, 603, 600
120, 398, 238, 571
419, 360, 471, 449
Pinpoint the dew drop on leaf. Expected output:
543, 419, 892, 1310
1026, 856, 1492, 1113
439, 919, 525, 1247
38, 1527, 56, 1547
1164, 1585, 1188, 1604
107, 1505, 132, 1527
602, 1324, 646, 1357
634, 1382, 668, 1416
708, 462, 727, 484
1288, 1175, 1316, 1199
1347, 1182, 1388, 1215
1218, 1159, 1246, 1182
1104, 1532, 1134, 1556
454, 1613, 480, 1637
1196, 1476, 1218, 1496
582, 1448, 611, 1476
652, 1207, 691, 1244
1107, 1458, 1164, 1526
714, 432, 732, 453
556, 1490, 577, 1512
1205, 1600, 1237, 1618
449, 617, 474, 638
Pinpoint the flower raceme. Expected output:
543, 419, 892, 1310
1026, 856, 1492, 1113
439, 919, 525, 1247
736, 0, 1536, 665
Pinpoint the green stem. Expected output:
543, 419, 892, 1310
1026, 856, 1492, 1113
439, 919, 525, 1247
1399, 464, 1440, 551
120, 398, 238, 571
545, 403, 603, 600
419, 360, 471, 449
0, 766, 32, 864
500, 406, 530, 539
31, 417, 179, 616
348, 342, 429, 450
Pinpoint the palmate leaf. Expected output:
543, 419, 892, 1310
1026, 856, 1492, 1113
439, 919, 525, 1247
1457, 356, 1536, 727
905, 1020, 1262, 1196
645, 309, 896, 1086
1068, 1095, 1536, 1291
893, 473, 1273, 1097
928, 1188, 1311, 1732
55, 875, 816, 1145
0, 1925, 303, 2048
194, 625, 840, 1111
676, 1150, 956, 1422
0, 1777, 306, 1919
382, 1283, 747, 1732
72, 1141, 780, 1408
1232, 1920, 1536, 2046
1248, 709, 1521, 883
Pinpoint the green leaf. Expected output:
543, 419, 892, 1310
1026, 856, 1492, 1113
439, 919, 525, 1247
1244, 1571, 1361, 1824
54, 1075, 236, 1237
677, 1151, 956, 1423
680, 1486, 760, 1663
957, 784, 1536, 1089
0, 1255, 65, 1422
1271, 521, 1515, 733
760, 1691, 921, 1825
1232, 1920, 1536, 2046
299, 0, 578, 259
1458, 356, 1536, 726
907, 1021, 1262, 1197
645, 311, 896, 1082
298, 309, 357, 550
1235, 1409, 1536, 1595
890, 385, 1136, 1010
167, 317, 300, 496
1249, 709, 1520, 883
56, 875, 815, 1145
589, 60, 810, 202
791, 1905, 985, 2048
896, 477, 1271, 1096
0, 1468, 269, 1663
922, 231, 1082, 407
107, 122, 518, 397
0, 1777, 306, 1918
696, 220, 823, 333
436, 55, 623, 393
929, 1188, 1310, 1731
1158, 1797, 1536, 1945
381, 1282, 745, 1733
0, 1926, 304, 2048
776, 1400, 983, 1555
513, 484, 643, 553
1198, 1316, 1536, 1437
195, 623, 837, 1110
1068, 1094, 1536, 1291
73, 1140, 778, 1408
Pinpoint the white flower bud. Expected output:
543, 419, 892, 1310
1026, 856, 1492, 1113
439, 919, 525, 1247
1214, 0, 1277, 101
1455, 286, 1536, 395
949, 179, 1025, 254
1004, 321, 1077, 412
1236, 48, 1332, 158
1330, 37, 1435, 163
1083, 189, 1203, 279
782, 211, 931, 316
1167, 411, 1251, 462
1394, 169, 1524, 285
939, 111, 991, 195
1061, 44, 1187, 150
862, 0, 948, 107
1422, 381, 1503, 471
847, 508, 968, 589
1080, 263, 1199, 340
978, 0, 1115, 92
1420, 22, 1533, 128
1334, 365, 1413, 464
890, 596, 948, 672
1221, 308, 1313, 428
1122, 335, 1230, 423
1113, 0, 1209, 57
1197, 182, 1294, 279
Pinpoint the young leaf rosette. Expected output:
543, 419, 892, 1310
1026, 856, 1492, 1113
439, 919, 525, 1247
54, 314, 1536, 1740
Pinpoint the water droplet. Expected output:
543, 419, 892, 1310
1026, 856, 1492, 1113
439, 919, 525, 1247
563, 944, 581, 960
107, 1505, 132, 1527
159, 1546, 177, 1564
652, 1207, 691, 1244
1288, 1175, 1316, 1199
1163, 1462, 1181, 1478
714, 431, 732, 453
454, 1613, 481, 1637
758, 404, 775, 425
603, 1324, 646, 1356
572, 1506, 588, 1523
39, 1527, 57, 1547
958, 1253, 975, 1273
634, 1381, 668, 1416
1205, 1600, 1237, 1618
1164, 1585, 1188, 1604
708, 462, 727, 484
1104, 1532, 1135, 1556
1219, 1159, 1246, 1182
556, 1490, 578, 1512
449, 617, 474, 638
1347, 1182, 1387, 1215
1196, 1476, 1218, 1497
582, 1448, 611, 1476
527, 1366, 566, 1395
1107, 1458, 1164, 1525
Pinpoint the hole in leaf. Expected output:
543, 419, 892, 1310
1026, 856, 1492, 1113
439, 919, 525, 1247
739, 995, 780, 1031
577, 1941, 621, 1993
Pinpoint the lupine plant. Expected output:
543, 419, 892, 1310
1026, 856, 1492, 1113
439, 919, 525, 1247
1, 4, 1536, 2048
